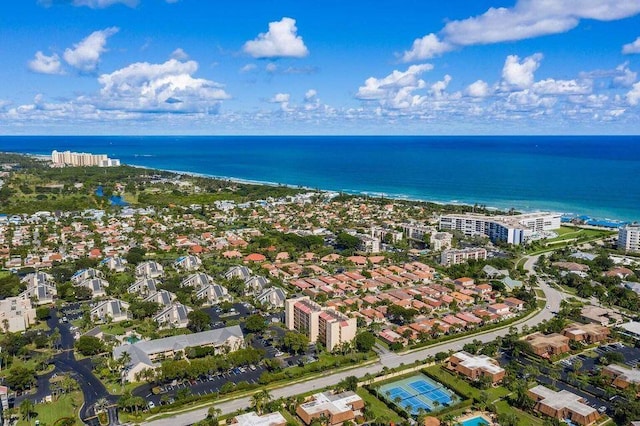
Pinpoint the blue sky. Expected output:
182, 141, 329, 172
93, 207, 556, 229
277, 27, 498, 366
1, 0, 640, 135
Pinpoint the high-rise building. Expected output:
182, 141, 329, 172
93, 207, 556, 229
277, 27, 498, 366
618, 224, 640, 253
51, 150, 120, 167
439, 212, 561, 245
285, 296, 357, 351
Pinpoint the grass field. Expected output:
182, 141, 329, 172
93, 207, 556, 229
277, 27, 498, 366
17, 391, 83, 426
357, 387, 403, 423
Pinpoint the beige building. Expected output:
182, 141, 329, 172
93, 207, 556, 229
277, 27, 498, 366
618, 224, 640, 253
231, 411, 286, 426
523, 332, 570, 358
563, 323, 610, 344
440, 247, 487, 266
447, 351, 506, 384
0, 297, 36, 333
528, 385, 599, 426
285, 296, 357, 351
602, 364, 640, 391
296, 391, 364, 426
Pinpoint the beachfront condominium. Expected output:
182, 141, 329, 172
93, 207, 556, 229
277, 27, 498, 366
439, 212, 561, 245
285, 296, 357, 351
51, 150, 120, 167
618, 224, 640, 253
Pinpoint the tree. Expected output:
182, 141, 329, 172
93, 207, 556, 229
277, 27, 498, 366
126, 247, 146, 265
20, 399, 34, 422
6, 365, 36, 391
187, 309, 211, 333
354, 331, 375, 352
336, 376, 359, 392
250, 389, 272, 415
282, 331, 309, 354
336, 232, 360, 251
245, 314, 267, 333
75, 335, 105, 356
36, 306, 51, 320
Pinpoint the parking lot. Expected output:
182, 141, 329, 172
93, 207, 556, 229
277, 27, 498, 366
560, 342, 640, 373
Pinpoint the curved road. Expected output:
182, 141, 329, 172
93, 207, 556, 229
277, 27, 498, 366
145, 255, 563, 426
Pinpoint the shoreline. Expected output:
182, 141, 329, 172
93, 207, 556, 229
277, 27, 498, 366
13, 151, 633, 226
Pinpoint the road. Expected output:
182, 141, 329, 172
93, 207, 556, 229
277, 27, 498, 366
145, 254, 564, 426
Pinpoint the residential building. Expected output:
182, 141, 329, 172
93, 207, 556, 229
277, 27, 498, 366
528, 385, 599, 426
77, 278, 109, 298
440, 247, 487, 266
371, 226, 403, 244
19, 277, 57, 305
154, 303, 192, 329
618, 224, 640, 253
563, 323, 610, 344
356, 233, 380, 254
523, 332, 570, 358
401, 222, 434, 241
143, 289, 175, 306
128, 278, 160, 297
602, 364, 640, 391
71, 268, 103, 284
447, 351, 506, 384
245, 275, 269, 295
51, 150, 120, 167
296, 391, 364, 426
285, 296, 357, 351
256, 287, 287, 309
196, 284, 231, 305
181, 272, 215, 289
439, 212, 561, 245
231, 412, 287, 426
618, 321, 640, 340
0, 297, 36, 332
580, 305, 622, 326
430, 232, 453, 251
91, 299, 129, 323
135, 261, 164, 279
101, 256, 128, 272
113, 325, 244, 382
224, 265, 252, 280
174, 255, 202, 271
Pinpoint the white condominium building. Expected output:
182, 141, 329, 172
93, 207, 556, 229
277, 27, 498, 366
439, 212, 561, 245
51, 150, 120, 167
441, 247, 487, 266
618, 224, 640, 253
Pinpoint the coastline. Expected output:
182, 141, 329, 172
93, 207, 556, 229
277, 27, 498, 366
13, 150, 634, 226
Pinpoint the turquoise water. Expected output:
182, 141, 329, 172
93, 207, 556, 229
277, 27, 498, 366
378, 374, 458, 414
1, 135, 639, 221
460, 416, 490, 426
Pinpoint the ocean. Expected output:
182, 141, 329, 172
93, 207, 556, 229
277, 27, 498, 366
1, 135, 638, 222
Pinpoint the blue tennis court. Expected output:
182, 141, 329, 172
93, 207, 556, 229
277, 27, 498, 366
377, 374, 458, 415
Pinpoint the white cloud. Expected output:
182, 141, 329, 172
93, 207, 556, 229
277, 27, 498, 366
613, 63, 637, 87
622, 36, 640, 54
466, 80, 491, 97
401, 0, 640, 62
356, 64, 433, 109
97, 59, 229, 113
501, 53, 542, 89
532, 78, 592, 95
627, 82, 640, 105
304, 89, 317, 102
401, 34, 452, 62
265, 63, 278, 73
269, 93, 292, 111
63, 27, 119, 72
303, 89, 320, 110
240, 64, 257, 73
430, 75, 452, 99
72, 0, 138, 8
28, 51, 64, 75
243, 17, 309, 59
170, 48, 189, 61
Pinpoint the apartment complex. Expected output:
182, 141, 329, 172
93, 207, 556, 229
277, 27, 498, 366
523, 332, 570, 358
618, 224, 640, 253
528, 385, 599, 425
231, 411, 287, 426
602, 364, 640, 391
447, 351, 506, 384
296, 391, 364, 425
51, 150, 120, 167
440, 247, 487, 266
439, 212, 561, 245
562, 323, 610, 344
0, 297, 36, 332
285, 296, 357, 351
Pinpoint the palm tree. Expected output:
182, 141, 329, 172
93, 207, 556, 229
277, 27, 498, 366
20, 399, 34, 422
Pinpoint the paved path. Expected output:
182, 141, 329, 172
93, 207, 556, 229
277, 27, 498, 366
145, 255, 564, 426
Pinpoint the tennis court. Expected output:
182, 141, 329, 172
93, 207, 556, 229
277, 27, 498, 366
378, 374, 458, 415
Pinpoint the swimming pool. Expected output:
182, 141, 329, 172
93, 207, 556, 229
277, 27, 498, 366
459, 415, 490, 426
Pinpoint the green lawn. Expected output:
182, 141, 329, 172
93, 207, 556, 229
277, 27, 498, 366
423, 365, 509, 401
17, 391, 83, 426
357, 388, 403, 423
494, 400, 545, 426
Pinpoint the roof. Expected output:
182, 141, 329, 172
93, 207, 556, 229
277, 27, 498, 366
619, 321, 640, 336
529, 385, 597, 417
298, 391, 362, 417
113, 325, 244, 367
452, 351, 504, 374
233, 411, 287, 426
